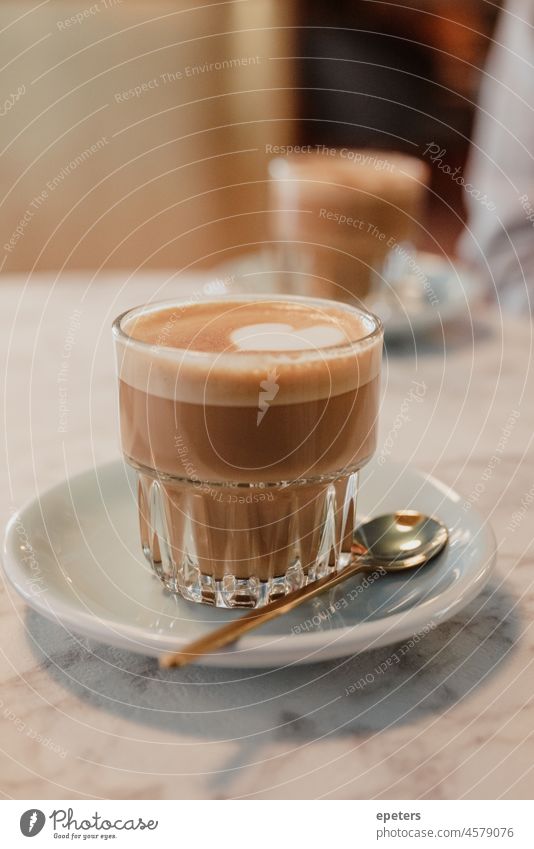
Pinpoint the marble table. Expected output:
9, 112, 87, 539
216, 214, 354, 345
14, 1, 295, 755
1, 270, 533, 800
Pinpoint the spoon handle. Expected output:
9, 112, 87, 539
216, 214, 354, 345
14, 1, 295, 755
160, 558, 375, 669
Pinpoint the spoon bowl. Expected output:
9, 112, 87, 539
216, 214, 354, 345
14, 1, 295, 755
352, 509, 449, 571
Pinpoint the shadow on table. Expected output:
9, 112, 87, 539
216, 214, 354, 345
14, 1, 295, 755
26, 582, 518, 761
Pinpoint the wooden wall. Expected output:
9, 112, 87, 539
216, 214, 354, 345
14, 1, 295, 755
0, 1, 296, 274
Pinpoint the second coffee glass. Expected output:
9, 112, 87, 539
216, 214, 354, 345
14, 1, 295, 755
269, 150, 428, 304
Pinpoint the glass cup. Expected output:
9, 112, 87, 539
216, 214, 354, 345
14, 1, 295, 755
268, 149, 428, 305
113, 294, 383, 608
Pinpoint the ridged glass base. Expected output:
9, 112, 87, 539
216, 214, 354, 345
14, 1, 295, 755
133, 462, 360, 608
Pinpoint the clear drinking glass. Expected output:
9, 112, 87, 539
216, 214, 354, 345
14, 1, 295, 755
268, 150, 428, 305
113, 294, 383, 608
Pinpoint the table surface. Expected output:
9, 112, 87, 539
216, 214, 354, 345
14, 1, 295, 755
1, 269, 533, 800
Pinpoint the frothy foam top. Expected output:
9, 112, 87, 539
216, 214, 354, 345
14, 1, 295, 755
115, 297, 382, 405
124, 300, 367, 353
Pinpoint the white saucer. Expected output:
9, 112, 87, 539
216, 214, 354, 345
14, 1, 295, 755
370, 251, 483, 339
3, 460, 496, 668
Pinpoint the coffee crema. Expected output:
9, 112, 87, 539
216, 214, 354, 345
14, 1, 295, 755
127, 299, 369, 352
117, 297, 381, 408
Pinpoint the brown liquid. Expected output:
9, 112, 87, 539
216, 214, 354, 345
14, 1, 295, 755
119, 377, 379, 483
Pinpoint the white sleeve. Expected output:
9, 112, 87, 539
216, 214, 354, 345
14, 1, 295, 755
458, 0, 534, 312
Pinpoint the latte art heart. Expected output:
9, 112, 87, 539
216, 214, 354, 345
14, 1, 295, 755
230, 322, 346, 351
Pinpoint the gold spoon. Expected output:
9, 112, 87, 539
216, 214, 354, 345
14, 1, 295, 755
159, 510, 448, 669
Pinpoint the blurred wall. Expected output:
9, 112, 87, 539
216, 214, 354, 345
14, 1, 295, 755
0, 0, 295, 274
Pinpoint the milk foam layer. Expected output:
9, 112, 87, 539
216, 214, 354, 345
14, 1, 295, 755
115, 297, 382, 406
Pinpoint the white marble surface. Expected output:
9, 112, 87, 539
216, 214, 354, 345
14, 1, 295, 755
1, 270, 533, 800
